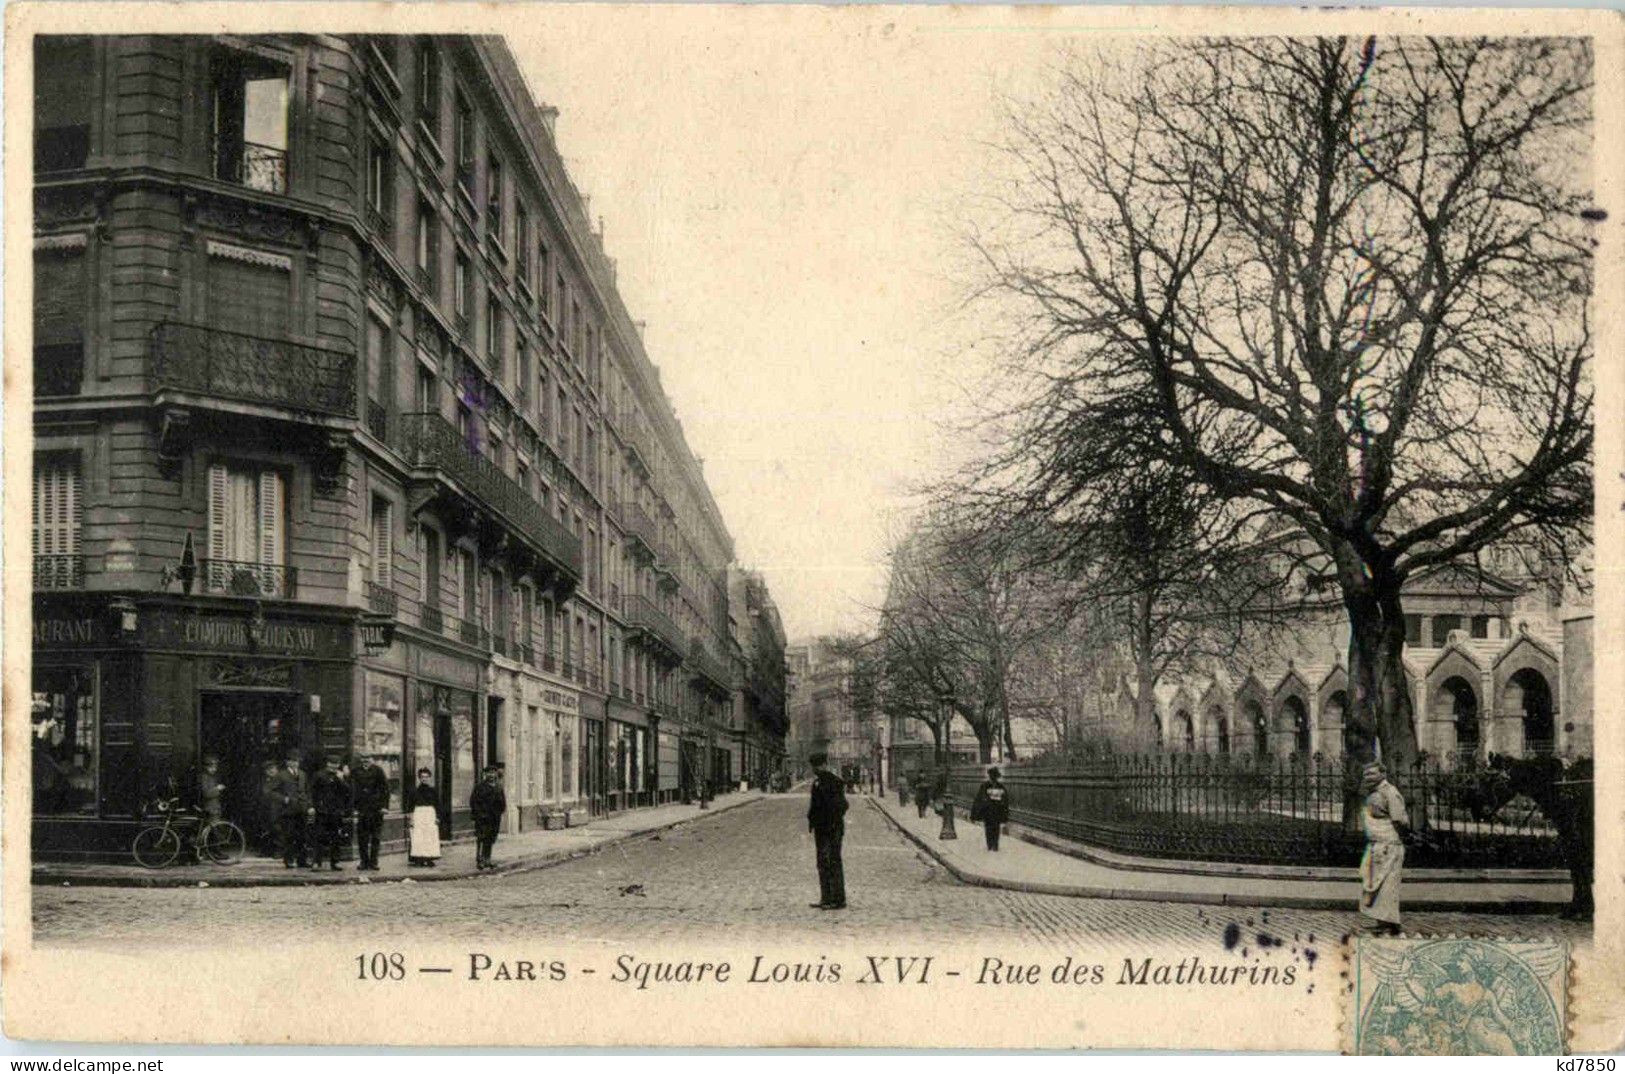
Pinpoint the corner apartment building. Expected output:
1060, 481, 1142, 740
30, 33, 756, 859
726, 567, 789, 788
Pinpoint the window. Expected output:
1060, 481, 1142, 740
1404, 614, 1422, 647
212, 50, 289, 193
557, 387, 570, 453
486, 153, 503, 240
516, 203, 531, 286
490, 570, 508, 643
421, 526, 441, 609
208, 252, 290, 338
517, 340, 530, 405
416, 42, 440, 133
365, 314, 390, 437
366, 136, 392, 231
361, 673, 404, 812
205, 463, 287, 597
520, 585, 534, 649
1432, 614, 1463, 648
560, 720, 574, 796
554, 269, 566, 328
34, 246, 86, 397
458, 548, 477, 622
35, 37, 93, 172
1470, 614, 1493, 640
486, 291, 503, 371
454, 92, 475, 196
454, 251, 471, 324
415, 199, 438, 285
417, 365, 438, 414
33, 454, 83, 589
369, 496, 393, 588
33, 664, 97, 816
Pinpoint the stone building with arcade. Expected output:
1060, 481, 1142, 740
29, 33, 781, 859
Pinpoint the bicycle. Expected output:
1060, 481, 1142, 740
131, 796, 247, 868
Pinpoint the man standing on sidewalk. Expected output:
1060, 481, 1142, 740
350, 754, 390, 871
274, 755, 311, 869
470, 765, 507, 870
807, 752, 848, 910
1358, 761, 1410, 935
309, 756, 351, 871
970, 766, 1011, 851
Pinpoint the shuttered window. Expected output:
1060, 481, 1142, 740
370, 496, 393, 587
33, 454, 83, 589
208, 256, 290, 338
206, 463, 286, 595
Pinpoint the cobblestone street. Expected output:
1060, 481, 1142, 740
33, 796, 1590, 951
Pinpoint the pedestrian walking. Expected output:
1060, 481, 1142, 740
309, 756, 350, 871
1358, 761, 1410, 934
257, 759, 281, 854
970, 766, 1011, 851
197, 754, 224, 822
806, 751, 848, 910
408, 767, 442, 867
470, 765, 507, 870
273, 755, 311, 869
349, 754, 390, 871
912, 772, 931, 818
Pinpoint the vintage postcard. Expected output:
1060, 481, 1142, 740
3, 2, 1622, 1052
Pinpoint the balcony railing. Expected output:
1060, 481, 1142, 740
397, 412, 583, 579
625, 594, 686, 657
202, 559, 296, 599
365, 580, 398, 616
421, 603, 443, 634
151, 322, 357, 418
688, 637, 733, 692
34, 554, 84, 591
35, 342, 83, 397
216, 138, 288, 194
366, 399, 388, 440
623, 504, 659, 558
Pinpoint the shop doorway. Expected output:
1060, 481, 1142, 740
485, 697, 504, 771
434, 710, 454, 838
199, 690, 300, 846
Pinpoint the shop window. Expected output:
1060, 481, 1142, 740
360, 673, 404, 812
35, 37, 93, 172
33, 665, 97, 816
33, 453, 83, 590
212, 50, 290, 194
560, 721, 574, 797
206, 463, 287, 596
526, 705, 541, 800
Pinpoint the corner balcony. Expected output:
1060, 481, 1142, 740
625, 593, 686, 663
150, 322, 357, 420
620, 502, 660, 563
398, 412, 583, 596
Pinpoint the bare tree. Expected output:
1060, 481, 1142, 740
970, 37, 1593, 770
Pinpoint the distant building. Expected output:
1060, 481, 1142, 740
786, 637, 877, 782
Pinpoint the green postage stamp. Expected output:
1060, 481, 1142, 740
1350, 935, 1569, 1054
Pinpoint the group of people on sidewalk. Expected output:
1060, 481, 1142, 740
812, 753, 1418, 933
199, 755, 510, 872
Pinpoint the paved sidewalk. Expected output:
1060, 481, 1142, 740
33, 791, 768, 888
871, 794, 1570, 913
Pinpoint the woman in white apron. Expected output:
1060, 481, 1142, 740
408, 766, 442, 867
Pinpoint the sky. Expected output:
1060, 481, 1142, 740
505, 8, 1059, 641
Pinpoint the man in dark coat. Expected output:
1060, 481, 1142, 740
273, 755, 311, 868
807, 752, 848, 910
469, 765, 507, 870
971, 766, 1011, 851
349, 754, 391, 871
308, 756, 351, 871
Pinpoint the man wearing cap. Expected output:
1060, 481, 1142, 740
1358, 761, 1411, 934
971, 766, 1011, 851
806, 752, 848, 909
470, 765, 507, 870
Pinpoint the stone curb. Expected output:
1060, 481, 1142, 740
868, 799, 1563, 915
33, 794, 767, 890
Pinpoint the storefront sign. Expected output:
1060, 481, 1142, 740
145, 609, 350, 658
413, 645, 482, 689
33, 615, 101, 647
540, 687, 579, 715
359, 614, 396, 656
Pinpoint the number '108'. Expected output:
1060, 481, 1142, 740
356, 952, 406, 980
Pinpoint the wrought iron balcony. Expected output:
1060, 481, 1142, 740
215, 138, 288, 194
34, 342, 83, 397
622, 503, 659, 560
202, 559, 296, 599
151, 322, 357, 419
366, 399, 389, 440
34, 554, 84, 591
688, 636, 733, 693
397, 412, 583, 581
625, 594, 686, 659
420, 602, 443, 634
365, 580, 398, 616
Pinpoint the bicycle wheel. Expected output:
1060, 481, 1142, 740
132, 826, 181, 869
200, 820, 246, 864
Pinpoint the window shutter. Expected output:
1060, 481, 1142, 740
32, 457, 81, 559
208, 257, 290, 338
258, 469, 284, 569
372, 500, 393, 587
207, 463, 229, 564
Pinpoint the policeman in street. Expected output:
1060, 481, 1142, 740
807, 752, 848, 910
470, 764, 508, 870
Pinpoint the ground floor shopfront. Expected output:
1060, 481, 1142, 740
32, 592, 357, 862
